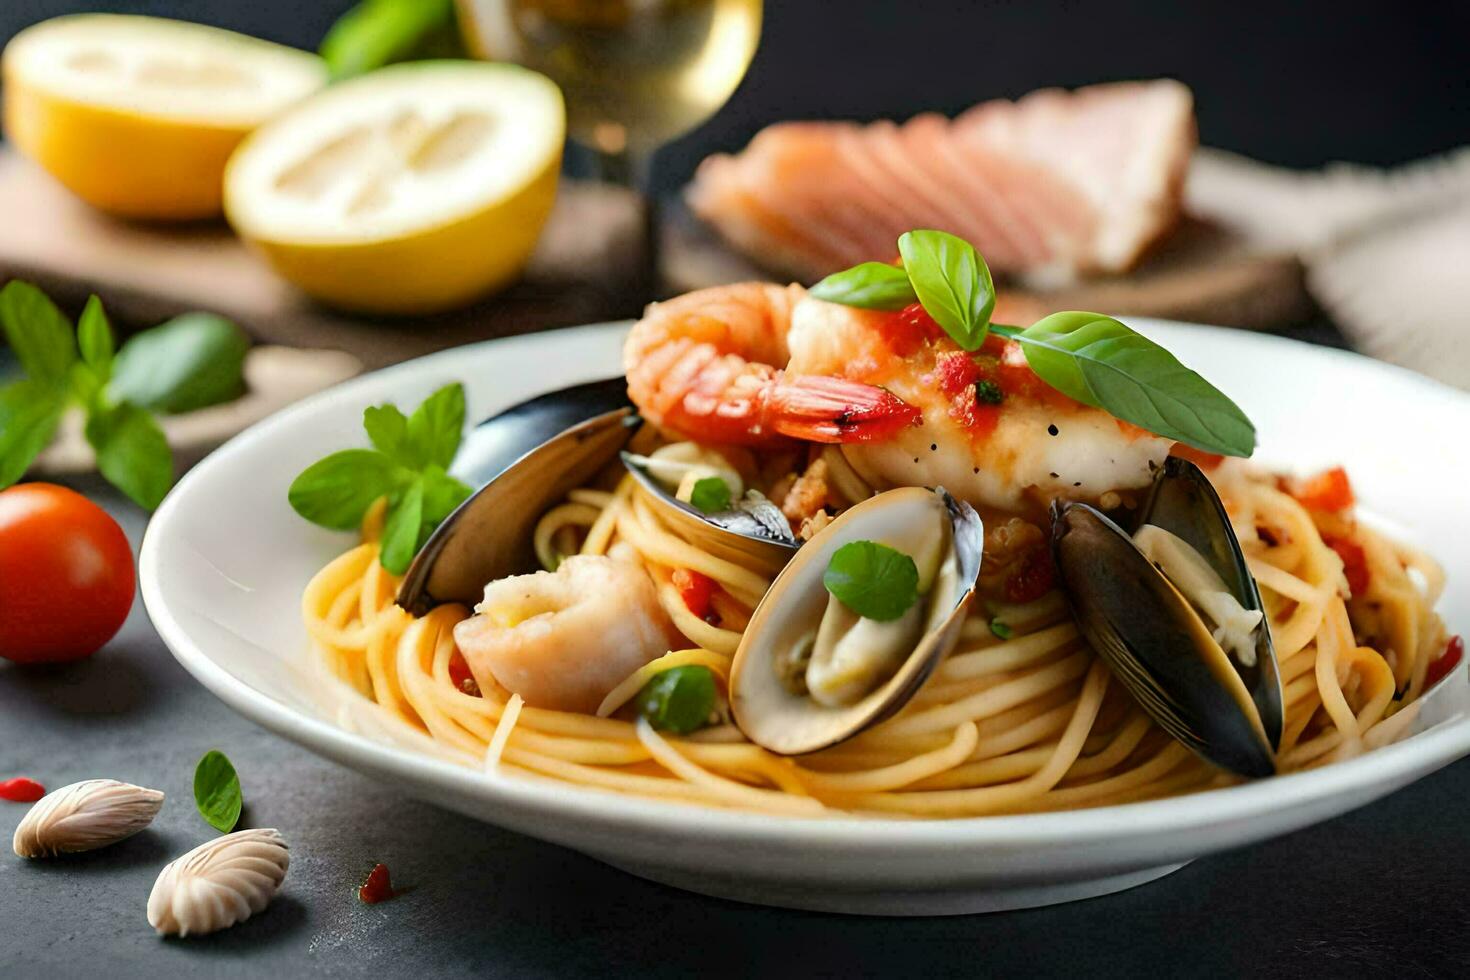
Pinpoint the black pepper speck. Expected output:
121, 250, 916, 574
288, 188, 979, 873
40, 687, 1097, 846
1047, 424, 1059, 436
930, 443, 938, 452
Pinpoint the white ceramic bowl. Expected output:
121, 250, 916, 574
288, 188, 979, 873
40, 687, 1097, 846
140, 320, 1470, 915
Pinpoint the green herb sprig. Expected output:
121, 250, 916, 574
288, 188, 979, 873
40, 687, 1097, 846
823, 540, 920, 622
688, 475, 731, 514
636, 665, 718, 735
194, 749, 243, 834
289, 383, 472, 574
808, 230, 1256, 458
320, 0, 462, 79
0, 282, 249, 508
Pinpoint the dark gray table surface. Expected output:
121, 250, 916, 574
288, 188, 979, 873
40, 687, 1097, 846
4, 321, 1469, 979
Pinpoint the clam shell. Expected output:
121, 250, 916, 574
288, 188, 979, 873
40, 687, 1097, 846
730, 487, 983, 755
12, 779, 165, 858
147, 828, 290, 937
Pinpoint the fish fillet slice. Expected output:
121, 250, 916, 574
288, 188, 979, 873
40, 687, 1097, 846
687, 79, 1195, 284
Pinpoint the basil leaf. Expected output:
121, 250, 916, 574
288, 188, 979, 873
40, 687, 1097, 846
636, 665, 717, 734
85, 403, 174, 510
363, 403, 411, 461
406, 382, 465, 470
1011, 312, 1257, 458
0, 380, 66, 488
809, 262, 918, 311
321, 0, 459, 79
990, 619, 1013, 640
193, 750, 243, 834
0, 280, 76, 385
109, 313, 248, 415
689, 476, 731, 514
77, 295, 114, 381
420, 465, 472, 527
380, 478, 425, 575
288, 448, 404, 530
897, 230, 995, 351
823, 540, 920, 622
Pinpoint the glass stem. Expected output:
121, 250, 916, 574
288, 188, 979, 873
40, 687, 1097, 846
595, 147, 660, 304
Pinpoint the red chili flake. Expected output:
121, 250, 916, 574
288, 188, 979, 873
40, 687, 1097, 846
1426, 636, 1464, 689
1323, 535, 1370, 596
0, 778, 46, 803
672, 568, 717, 621
359, 863, 397, 904
448, 653, 481, 698
1005, 547, 1056, 604
1287, 466, 1356, 512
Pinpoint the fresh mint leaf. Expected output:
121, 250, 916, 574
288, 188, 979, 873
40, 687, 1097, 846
0, 380, 66, 488
809, 262, 918, 311
0, 280, 77, 385
85, 402, 173, 509
109, 312, 248, 415
1002, 313, 1256, 458
823, 540, 920, 622
636, 665, 717, 734
320, 0, 459, 79
288, 449, 404, 530
363, 403, 411, 461
689, 476, 731, 514
897, 230, 995, 351
193, 750, 243, 834
77, 295, 114, 381
379, 478, 425, 575
406, 382, 465, 470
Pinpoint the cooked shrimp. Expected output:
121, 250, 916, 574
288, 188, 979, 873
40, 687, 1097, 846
624, 282, 921, 447
784, 298, 1174, 513
453, 555, 680, 714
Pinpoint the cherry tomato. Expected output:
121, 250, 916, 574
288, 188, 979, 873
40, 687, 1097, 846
1286, 467, 1356, 512
0, 483, 135, 664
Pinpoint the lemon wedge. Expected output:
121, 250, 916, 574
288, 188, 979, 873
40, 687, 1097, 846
2, 15, 327, 220
224, 61, 565, 315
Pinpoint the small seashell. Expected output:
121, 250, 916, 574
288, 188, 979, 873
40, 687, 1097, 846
148, 828, 290, 937
12, 779, 165, 858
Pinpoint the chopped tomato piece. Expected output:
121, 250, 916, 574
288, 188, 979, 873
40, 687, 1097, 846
359, 863, 397, 904
1289, 467, 1356, 512
1169, 444, 1225, 470
0, 777, 46, 803
448, 652, 481, 697
1005, 547, 1056, 604
1426, 636, 1464, 689
672, 568, 717, 621
1324, 535, 1370, 596
933, 350, 981, 397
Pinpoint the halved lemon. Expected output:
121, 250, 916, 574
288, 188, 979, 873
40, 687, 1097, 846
224, 61, 565, 315
2, 15, 327, 220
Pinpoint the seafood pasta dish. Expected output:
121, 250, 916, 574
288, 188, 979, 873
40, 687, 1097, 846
296, 230, 1456, 818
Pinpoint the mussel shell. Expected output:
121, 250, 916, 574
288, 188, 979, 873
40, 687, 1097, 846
1138, 457, 1284, 748
621, 451, 798, 577
396, 378, 635, 615
730, 487, 984, 755
1051, 501, 1277, 778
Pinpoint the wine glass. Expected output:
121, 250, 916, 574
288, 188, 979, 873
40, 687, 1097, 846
457, 0, 764, 293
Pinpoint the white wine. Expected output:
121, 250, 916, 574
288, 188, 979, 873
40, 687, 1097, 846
460, 0, 762, 156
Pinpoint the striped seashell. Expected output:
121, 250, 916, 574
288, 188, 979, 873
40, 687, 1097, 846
148, 828, 290, 937
12, 779, 165, 858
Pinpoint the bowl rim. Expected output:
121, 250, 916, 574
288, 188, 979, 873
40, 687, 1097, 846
139, 318, 1470, 850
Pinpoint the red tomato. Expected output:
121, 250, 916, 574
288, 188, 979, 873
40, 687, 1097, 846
1287, 467, 1356, 512
0, 483, 135, 664
672, 568, 717, 621
1323, 535, 1371, 596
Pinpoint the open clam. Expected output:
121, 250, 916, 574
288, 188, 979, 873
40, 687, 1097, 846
729, 487, 984, 755
621, 449, 798, 577
1051, 457, 1284, 778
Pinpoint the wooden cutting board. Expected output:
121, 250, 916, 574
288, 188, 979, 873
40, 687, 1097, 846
0, 144, 1313, 375
662, 201, 1314, 331
0, 148, 650, 368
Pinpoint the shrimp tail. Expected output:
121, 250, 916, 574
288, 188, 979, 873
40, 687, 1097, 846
765, 375, 921, 444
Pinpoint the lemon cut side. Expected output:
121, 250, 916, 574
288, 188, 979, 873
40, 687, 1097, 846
224, 61, 565, 315
2, 14, 327, 219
